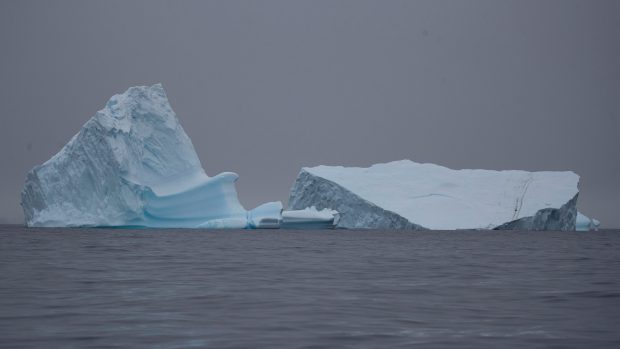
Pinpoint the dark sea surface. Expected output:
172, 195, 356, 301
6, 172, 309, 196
0, 225, 619, 348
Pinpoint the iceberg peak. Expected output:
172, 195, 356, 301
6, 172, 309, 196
21, 84, 252, 228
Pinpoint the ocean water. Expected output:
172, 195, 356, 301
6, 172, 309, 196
0, 225, 619, 348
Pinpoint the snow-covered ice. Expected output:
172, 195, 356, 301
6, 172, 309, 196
21, 84, 265, 228
288, 160, 579, 230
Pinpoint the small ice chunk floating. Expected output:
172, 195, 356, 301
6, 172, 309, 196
281, 207, 340, 229
248, 202, 283, 229
288, 160, 583, 230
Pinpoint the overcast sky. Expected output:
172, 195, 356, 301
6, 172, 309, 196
1, 0, 618, 227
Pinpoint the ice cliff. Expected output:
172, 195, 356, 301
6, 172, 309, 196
21, 84, 280, 228
288, 160, 579, 230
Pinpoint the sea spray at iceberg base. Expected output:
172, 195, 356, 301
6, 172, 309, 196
21, 84, 281, 228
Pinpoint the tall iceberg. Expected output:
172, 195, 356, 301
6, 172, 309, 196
21, 84, 279, 228
288, 160, 579, 230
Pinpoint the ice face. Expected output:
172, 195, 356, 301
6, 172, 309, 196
21, 84, 250, 228
288, 160, 579, 230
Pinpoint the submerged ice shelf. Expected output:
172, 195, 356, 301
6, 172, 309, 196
21, 84, 280, 228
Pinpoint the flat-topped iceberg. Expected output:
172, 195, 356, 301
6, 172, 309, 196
288, 160, 579, 230
21, 84, 278, 228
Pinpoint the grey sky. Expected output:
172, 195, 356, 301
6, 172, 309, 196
0, 0, 618, 227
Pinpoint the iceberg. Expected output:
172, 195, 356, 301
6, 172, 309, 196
576, 212, 600, 231
281, 207, 340, 229
288, 160, 579, 230
21, 84, 278, 228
